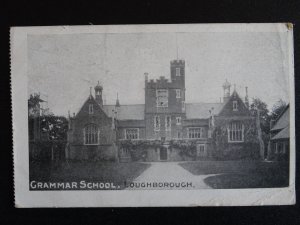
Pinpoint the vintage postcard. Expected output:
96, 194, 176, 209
11, 24, 295, 207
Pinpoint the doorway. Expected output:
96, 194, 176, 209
159, 147, 168, 161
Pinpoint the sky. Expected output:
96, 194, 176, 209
28, 31, 290, 116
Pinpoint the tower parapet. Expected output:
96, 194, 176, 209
145, 59, 185, 89
145, 75, 173, 89
170, 59, 185, 65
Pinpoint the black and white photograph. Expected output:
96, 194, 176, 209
11, 24, 295, 207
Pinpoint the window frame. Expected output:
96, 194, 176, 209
154, 115, 161, 131
182, 101, 185, 111
176, 116, 182, 125
176, 89, 181, 98
177, 131, 182, 139
227, 121, 244, 143
165, 116, 171, 131
89, 104, 94, 114
121, 148, 130, 155
156, 89, 168, 107
197, 144, 206, 157
125, 128, 139, 140
83, 124, 99, 145
176, 67, 181, 76
233, 101, 238, 111
188, 127, 204, 139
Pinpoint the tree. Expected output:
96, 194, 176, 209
250, 98, 270, 135
28, 93, 45, 117
270, 99, 287, 121
40, 115, 69, 140
250, 98, 270, 159
28, 93, 68, 141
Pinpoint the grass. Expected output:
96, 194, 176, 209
179, 161, 289, 188
30, 160, 150, 189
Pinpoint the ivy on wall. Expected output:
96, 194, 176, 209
212, 118, 260, 160
119, 117, 261, 161
119, 139, 200, 161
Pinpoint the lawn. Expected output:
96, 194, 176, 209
179, 161, 289, 188
30, 160, 150, 190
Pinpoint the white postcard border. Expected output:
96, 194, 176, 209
11, 23, 295, 207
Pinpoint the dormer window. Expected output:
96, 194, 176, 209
233, 101, 238, 111
176, 68, 180, 76
89, 104, 94, 114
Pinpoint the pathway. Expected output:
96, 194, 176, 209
127, 162, 215, 189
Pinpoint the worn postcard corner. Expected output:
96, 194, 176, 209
11, 23, 295, 207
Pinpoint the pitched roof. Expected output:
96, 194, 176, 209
103, 103, 224, 120
271, 106, 289, 131
103, 104, 145, 120
185, 103, 225, 119
272, 125, 289, 140
183, 118, 209, 127
118, 120, 145, 128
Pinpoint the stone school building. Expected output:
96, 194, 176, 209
67, 59, 260, 162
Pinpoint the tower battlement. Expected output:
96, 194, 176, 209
146, 76, 172, 89
170, 59, 185, 66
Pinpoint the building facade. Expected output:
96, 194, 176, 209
269, 105, 290, 161
67, 59, 260, 162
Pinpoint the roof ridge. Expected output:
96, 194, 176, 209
104, 104, 145, 106
186, 102, 224, 104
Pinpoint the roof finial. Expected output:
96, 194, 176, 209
116, 93, 120, 107
90, 87, 92, 95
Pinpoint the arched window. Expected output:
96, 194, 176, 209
228, 121, 244, 142
83, 124, 99, 145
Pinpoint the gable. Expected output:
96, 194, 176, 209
218, 91, 250, 117
76, 95, 110, 119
